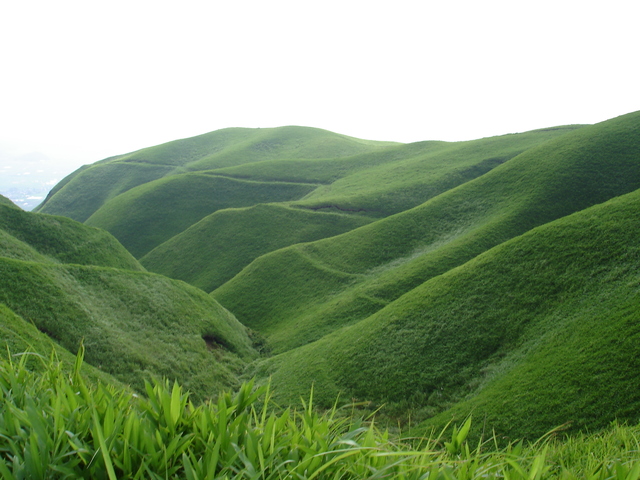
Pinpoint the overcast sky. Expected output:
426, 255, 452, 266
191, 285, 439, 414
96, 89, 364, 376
1, 0, 638, 178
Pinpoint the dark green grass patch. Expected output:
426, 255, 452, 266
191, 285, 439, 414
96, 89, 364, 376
85, 174, 317, 258
0, 229, 50, 264
141, 204, 373, 292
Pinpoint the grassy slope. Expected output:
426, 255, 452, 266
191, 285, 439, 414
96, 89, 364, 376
0, 303, 119, 386
0, 202, 143, 271
0, 205, 256, 399
0, 194, 17, 207
140, 204, 373, 292
36, 126, 396, 222
85, 174, 318, 258
208, 141, 450, 186
255, 187, 640, 441
0, 258, 256, 400
35, 162, 177, 222
139, 126, 577, 296
293, 126, 584, 217
182, 126, 399, 171
210, 127, 580, 218
213, 112, 640, 353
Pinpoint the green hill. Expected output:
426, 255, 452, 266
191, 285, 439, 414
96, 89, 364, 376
137, 125, 579, 288
0, 201, 144, 270
212, 111, 640, 354
0, 205, 256, 400
254, 186, 640, 440
291, 126, 583, 217
35, 126, 397, 222
84, 173, 318, 258
0, 194, 17, 207
18, 111, 640, 442
0, 303, 118, 386
140, 204, 373, 292
35, 125, 577, 265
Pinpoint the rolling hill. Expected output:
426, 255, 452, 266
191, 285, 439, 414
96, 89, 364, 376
253, 186, 640, 440
213, 111, 640, 354
140, 204, 373, 292
0, 199, 143, 270
0, 197, 256, 399
36, 125, 578, 262
35, 126, 398, 223
8, 110, 640, 442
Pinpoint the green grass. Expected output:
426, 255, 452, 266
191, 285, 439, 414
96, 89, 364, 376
0, 303, 118, 386
249, 186, 640, 440
213, 111, 640, 354
181, 125, 399, 171
0, 204, 257, 399
85, 174, 318, 258
36, 125, 577, 273
293, 126, 583, 217
35, 162, 177, 222
141, 204, 374, 292
36, 126, 396, 223
15, 111, 640, 450
0, 256, 256, 399
3, 351, 640, 479
208, 140, 450, 186
0, 202, 143, 271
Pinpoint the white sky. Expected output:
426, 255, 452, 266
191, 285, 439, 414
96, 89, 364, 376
1, 0, 638, 175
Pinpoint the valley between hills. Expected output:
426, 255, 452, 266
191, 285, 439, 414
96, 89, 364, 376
2, 111, 640, 471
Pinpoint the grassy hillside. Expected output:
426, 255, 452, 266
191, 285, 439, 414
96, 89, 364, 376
292, 126, 584, 217
134, 126, 582, 295
18, 112, 640, 444
35, 126, 396, 222
253, 186, 640, 440
0, 258, 256, 399
0, 194, 16, 207
85, 174, 318, 258
0, 205, 256, 399
182, 125, 399, 170
0, 303, 118, 385
0, 201, 143, 270
141, 204, 373, 292
35, 162, 177, 222
213, 111, 640, 354
204, 127, 581, 221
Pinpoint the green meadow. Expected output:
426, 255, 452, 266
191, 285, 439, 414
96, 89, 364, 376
3, 110, 640, 476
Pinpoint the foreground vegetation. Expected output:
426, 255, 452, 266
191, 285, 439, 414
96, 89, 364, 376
2, 350, 640, 479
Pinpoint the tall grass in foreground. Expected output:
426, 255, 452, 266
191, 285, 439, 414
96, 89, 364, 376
1, 349, 639, 479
